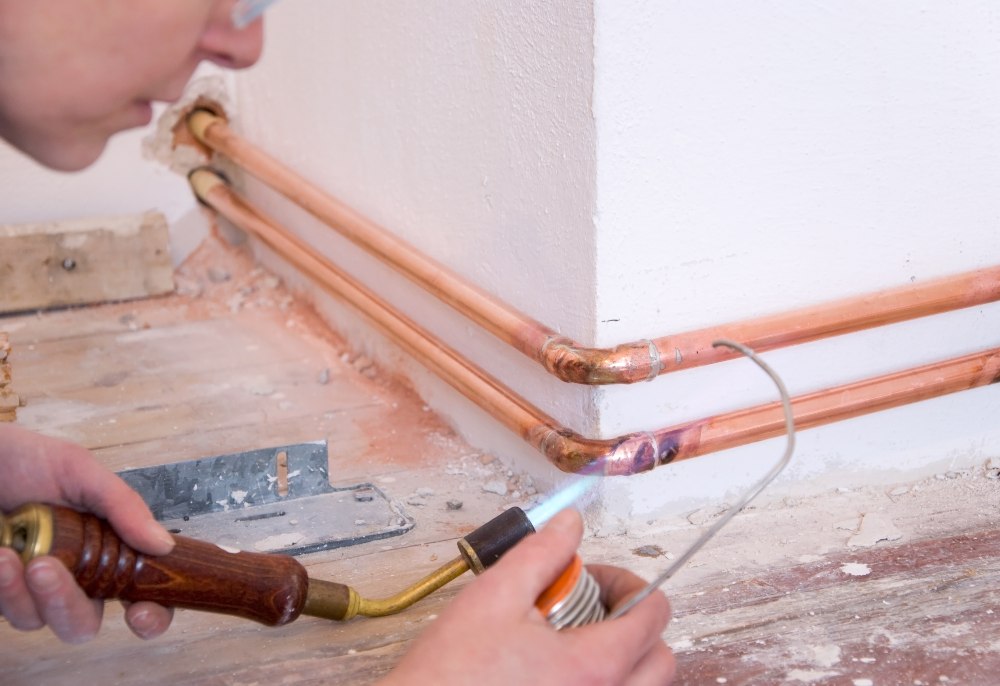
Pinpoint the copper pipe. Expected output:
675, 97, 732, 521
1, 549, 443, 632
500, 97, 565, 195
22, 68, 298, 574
187, 110, 1000, 385
189, 169, 1000, 476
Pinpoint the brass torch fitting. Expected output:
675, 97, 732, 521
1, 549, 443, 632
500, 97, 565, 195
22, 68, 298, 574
303, 507, 537, 620
355, 556, 470, 617
303, 557, 469, 621
0, 503, 54, 565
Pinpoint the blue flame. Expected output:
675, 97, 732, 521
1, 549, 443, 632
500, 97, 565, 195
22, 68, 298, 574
527, 475, 599, 529
231, 0, 281, 28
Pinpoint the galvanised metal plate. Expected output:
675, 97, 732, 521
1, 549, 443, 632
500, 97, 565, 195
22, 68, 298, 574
118, 441, 414, 555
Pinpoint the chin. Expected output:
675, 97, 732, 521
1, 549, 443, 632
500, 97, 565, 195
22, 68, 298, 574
38, 143, 108, 172
18, 131, 110, 172
2, 109, 144, 171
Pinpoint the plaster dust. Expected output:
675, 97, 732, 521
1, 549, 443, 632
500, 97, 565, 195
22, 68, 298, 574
848, 512, 904, 548
586, 461, 999, 584
839, 562, 872, 577
173, 228, 354, 361
253, 532, 305, 551
181, 235, 562, 492
141, 75, 233, 176
179, 233, 512, 476
785, 669, 840, 683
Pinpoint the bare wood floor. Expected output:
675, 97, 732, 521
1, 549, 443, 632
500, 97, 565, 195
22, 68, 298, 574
2, 236, 998, 685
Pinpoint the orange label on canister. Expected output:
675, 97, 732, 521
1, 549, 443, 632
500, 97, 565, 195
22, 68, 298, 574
534, 553, 583, 617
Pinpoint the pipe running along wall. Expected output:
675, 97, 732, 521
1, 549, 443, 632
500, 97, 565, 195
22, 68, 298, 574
188, 168, 1000, 476
187, 110, 1000, 386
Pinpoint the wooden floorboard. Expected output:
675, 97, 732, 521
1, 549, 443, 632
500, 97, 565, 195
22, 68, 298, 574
2, 235, 998, 685
667, 528, 1000, 685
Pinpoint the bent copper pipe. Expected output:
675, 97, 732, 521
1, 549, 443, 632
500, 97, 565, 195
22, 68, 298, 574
189, 168, 1000, 476
187, 110, 1000, 386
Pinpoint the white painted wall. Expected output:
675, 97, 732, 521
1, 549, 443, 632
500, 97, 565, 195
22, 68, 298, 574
229, 2, 1000, 519
591, 1, 1000, 522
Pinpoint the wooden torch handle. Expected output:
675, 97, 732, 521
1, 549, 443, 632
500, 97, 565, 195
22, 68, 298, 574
38, 504, 310, 626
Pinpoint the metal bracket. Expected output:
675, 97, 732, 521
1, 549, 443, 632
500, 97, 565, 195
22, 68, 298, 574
118, 441, 414, 556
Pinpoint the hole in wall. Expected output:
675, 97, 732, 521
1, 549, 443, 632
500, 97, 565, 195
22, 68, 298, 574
171, 96, 228, 159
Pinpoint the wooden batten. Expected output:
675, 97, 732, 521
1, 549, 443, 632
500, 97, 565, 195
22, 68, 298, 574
0, 332, 16, 421
0, 211, 174, 314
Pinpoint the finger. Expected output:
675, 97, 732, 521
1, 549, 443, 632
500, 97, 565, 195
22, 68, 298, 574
0, 549, 43, 630
25, 557, 103, 643
570, 568, 671, 680
125, 601, 174, 640
59, 452, 175, 556
587, 564, 672, 617
623, 643, 677, 686
571, 612, 671, 685
0, 426, 173, 557
588, 564, 673, 638
477, 508, 584, 603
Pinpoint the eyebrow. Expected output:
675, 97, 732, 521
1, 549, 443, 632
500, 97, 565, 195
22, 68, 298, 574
231, 0, 281, 29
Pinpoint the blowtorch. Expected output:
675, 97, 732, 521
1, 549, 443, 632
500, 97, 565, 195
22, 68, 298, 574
1, 340, 794, 631
0, 501, 540, 627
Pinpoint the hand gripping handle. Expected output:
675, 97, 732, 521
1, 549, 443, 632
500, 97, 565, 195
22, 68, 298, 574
2, 504, 309, 626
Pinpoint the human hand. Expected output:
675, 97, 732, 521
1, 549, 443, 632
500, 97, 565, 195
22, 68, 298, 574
380, 508, 675, 686
0, 425, 175, 643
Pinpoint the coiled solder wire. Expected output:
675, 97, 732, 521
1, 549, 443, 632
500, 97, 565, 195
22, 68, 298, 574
545, 567, 607, 629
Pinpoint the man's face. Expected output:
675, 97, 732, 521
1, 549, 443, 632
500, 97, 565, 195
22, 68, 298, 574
0, 0, 263, 171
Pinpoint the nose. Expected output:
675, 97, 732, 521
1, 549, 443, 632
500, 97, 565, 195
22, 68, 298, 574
199, 3, 265, 70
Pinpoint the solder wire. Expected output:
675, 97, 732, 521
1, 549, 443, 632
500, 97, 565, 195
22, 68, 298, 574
607, 339, 797, 620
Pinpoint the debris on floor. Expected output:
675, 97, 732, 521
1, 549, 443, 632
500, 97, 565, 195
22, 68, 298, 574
847, 512, 903, 548
443, 450, 541, 512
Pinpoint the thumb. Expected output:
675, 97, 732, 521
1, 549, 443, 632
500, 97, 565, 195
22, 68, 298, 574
480, 508, 583, 603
